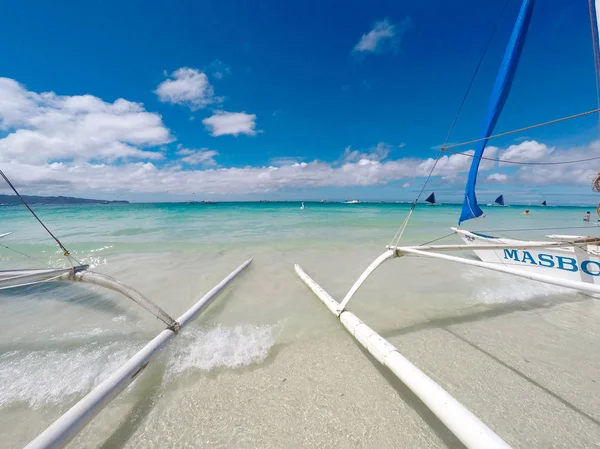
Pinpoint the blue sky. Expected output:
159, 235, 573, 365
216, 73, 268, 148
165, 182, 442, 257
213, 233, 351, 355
0, 0, 599, 204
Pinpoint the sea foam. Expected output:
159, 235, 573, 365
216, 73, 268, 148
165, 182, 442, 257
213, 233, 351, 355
0, 323, 278, 409
462, 268, 575, 304
165, 324, 279, 379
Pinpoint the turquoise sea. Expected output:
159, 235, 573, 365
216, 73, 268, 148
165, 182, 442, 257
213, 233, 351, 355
1, 202, 600, 448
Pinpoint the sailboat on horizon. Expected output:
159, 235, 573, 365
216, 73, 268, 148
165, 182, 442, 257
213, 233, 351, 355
424, 192, 437, 205
487, 194, 507, 206
0, 185, 252, 446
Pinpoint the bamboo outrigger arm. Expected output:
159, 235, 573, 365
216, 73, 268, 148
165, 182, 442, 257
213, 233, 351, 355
62, 270, 179, 330
0, 266, 178, 329
336, 249, 396, 314
22, 258, 253, 449
336, 235, 599, 313
294, 263, 513, 449
295, 236, 600, 448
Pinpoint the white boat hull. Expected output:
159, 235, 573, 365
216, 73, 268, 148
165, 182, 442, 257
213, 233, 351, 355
454, 228, 600, 285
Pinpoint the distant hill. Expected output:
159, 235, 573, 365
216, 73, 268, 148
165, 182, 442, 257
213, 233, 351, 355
0, 194, 129, 205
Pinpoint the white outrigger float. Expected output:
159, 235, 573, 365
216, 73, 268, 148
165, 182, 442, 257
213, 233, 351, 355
0, 204, 252, 447
3, 2, 600, 449
0, 233, 252, 449
297, 1, 600, 448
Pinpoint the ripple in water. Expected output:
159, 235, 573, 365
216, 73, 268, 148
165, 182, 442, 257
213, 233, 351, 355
0, 341, 142, 409
0, 324, 279, 409
165, 324, 279, 379
462, 268, 574, 304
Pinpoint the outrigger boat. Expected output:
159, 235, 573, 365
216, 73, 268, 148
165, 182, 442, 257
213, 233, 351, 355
296, 1, 600, 448
0, 190, 251, 447
487, 194, 506, 206
424, 192, 437, 205
3, 1, 600, 449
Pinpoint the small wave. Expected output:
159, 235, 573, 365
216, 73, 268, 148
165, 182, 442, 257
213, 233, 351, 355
89, 245, 113, 253
108, 228, 163, 236
165, 324, 278, 379
43, 249, 108, 270
48, 327, 111, 341
0, 324, 279, 409
0, 341, 143, 409
462, 269, 574, 304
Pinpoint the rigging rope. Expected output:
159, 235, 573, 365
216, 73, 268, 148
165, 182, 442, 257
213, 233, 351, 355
440, 107, 600, 152
441, 146, 600, 166
473, 224, 600, 233
389, 0, 510, 249
418, 232, 457, 247
0, 242, 38, 261
588, 0, 600, 126
0, 167, 79, 264
0, 272, 67, 291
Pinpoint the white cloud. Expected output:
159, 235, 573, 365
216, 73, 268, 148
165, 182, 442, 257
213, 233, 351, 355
353, 18, 411, 54
0, 77, 171, 164
208, 60, 231, 80
176, 146, 218, 166
0, 146, 433, 195
514, 140, 600, 186
402, 182, 410, 188
487, 173, 508, 183
418, 146, 498, 178
269, 156, 303, 166
202, 111, 257, 137
342, 142, 390, 163
499, 140, 552, 165
154, 68, 215, 110
1, 141, 592, 196
0, 79, 595, 199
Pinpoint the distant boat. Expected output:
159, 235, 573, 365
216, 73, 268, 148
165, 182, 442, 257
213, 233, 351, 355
301, 202, 305, 210
344, 200, 360, 204
488, 194, 506, 207
425, 192, 437, 205
542, 200, 547, 206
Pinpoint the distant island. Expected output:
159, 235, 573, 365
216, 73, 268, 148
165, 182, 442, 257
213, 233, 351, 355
0, 194, 129, 206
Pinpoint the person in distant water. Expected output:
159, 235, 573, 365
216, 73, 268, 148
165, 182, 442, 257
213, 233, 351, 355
523, 210, 530, 215
584, 211, 591, 222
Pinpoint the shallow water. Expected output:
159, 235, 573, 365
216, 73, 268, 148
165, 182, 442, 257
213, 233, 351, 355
1, 202, 599, 448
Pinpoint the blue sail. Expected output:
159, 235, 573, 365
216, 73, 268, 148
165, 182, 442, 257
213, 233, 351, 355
495, 194, 505, 206
425, 192, 436, 204
458, 0, 536, 224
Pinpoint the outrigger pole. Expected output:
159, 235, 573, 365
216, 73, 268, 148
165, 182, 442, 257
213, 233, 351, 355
295, 235, 600, 449
295, 262, 512, 449
25, 258, 252, 449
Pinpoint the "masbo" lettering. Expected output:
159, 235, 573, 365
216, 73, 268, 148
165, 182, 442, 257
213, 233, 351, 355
503, 249, 600, 276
